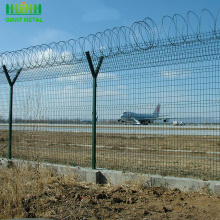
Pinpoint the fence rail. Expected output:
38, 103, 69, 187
0, 9, 220, 180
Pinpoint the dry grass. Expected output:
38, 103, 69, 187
1, 165, 220, 220
0, 129, 220, 180
0, 163, 78, 219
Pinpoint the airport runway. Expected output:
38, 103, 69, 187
0, 124, 219, 136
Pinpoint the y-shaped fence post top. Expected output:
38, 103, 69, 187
85, 51, 104, 169
2, 65, 22, 159
85, 51, 104, 78
2, 65, 22, 87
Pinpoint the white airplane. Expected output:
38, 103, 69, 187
118, 104, 166, 125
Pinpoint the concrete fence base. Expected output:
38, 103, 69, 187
1, 158, 220, 196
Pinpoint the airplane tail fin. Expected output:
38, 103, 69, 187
153, 104, 160, 117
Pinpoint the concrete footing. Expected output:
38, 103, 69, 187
1, 158, 220, 196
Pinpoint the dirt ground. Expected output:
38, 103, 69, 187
1, 165, 220, 220
0, 129, 220, 180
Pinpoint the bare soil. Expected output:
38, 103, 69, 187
0, 129, 220, 180
1, 165, 220, 220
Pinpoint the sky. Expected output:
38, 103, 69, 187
0, 0, 219, 53
0, 0, 219, 123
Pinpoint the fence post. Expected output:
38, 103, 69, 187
2, 65, 22, 159
85, 52, 104, 169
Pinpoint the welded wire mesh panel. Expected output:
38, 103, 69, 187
0, 9, 219, 180
10, 63, 95, 167
0, 84, 9, 158
96, 37, 220, 180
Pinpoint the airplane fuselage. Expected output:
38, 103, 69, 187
118, 104, 161, 125
120, 112, 157, 124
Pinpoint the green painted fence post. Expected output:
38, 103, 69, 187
2, 65, 22, 159
85, 52, 104, 169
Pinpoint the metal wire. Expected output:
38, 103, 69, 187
0, 9, 219, 74
0, 9, 219, 180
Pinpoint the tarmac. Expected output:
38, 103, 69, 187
0, 123, 219, 136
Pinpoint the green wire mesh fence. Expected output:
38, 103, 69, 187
0, 9, 220, 180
